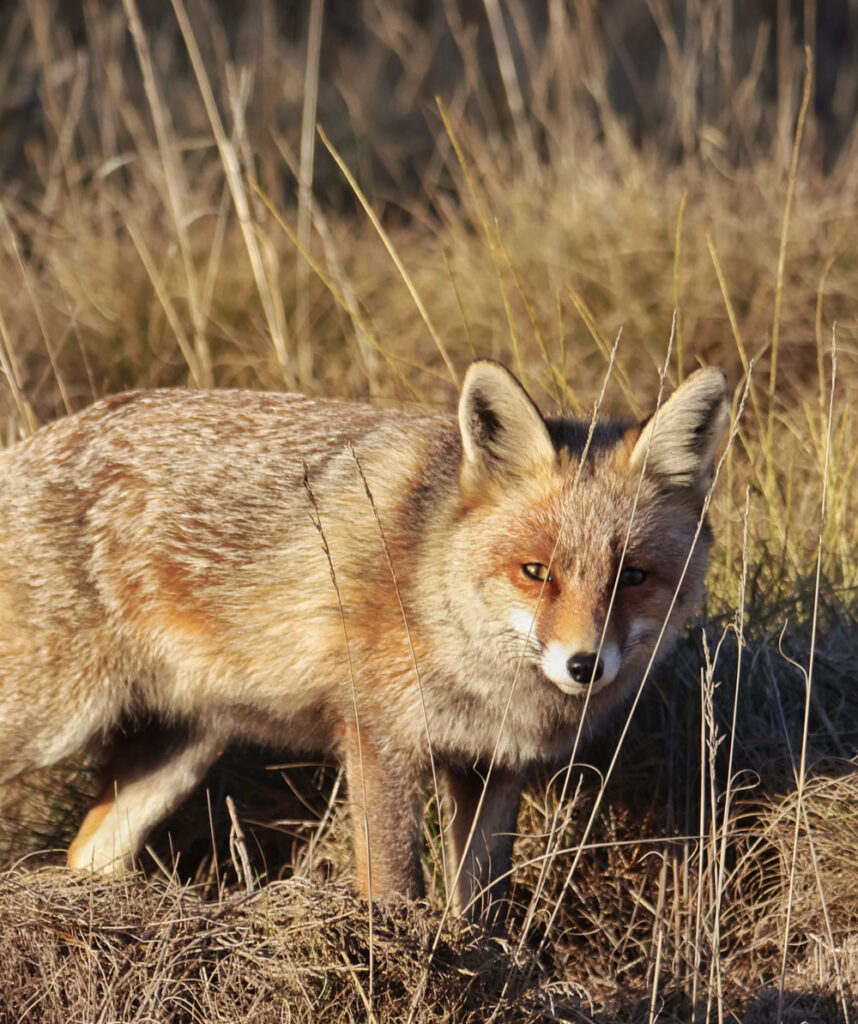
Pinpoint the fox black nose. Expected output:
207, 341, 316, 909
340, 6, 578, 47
567, 652, 604, 684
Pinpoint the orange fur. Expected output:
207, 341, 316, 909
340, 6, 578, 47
0, 361, 729, 916
67, 790, 116, 867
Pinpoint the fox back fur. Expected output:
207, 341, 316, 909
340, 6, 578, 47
0, 361, 729, 914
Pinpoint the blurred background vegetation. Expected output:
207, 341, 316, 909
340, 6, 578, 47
0, 0, 854, 411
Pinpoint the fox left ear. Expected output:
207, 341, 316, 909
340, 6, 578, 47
630, 368, 730, 498
459, 361, 556, 491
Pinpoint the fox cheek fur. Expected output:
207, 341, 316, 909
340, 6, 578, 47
0, 360, 729, 917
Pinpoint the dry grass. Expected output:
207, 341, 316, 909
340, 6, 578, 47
1, 1, 858, 1021
0, 869, 582, 1023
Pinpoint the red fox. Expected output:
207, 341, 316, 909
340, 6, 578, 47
0, 361, 728, 913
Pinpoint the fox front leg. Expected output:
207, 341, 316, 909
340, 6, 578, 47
441, 762, 522, 921
342, 723, 425, 901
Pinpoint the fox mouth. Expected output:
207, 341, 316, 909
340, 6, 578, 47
545, 672, 613, 699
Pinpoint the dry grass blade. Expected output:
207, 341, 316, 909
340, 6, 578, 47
0, 203, 71, 414
295, 0, 325, 385
123, 216, 203, 384
302, 465, 375, 1005
121, 0, 212, 387
767, 45, 814, 470
776, 330, 838, 1024
481, 0, 535, 181
522, 336, 678, 959
347, 445, 448, 894
517, 330, 625, 948
673, 191, 687, 382
436, 99, 525, 383
566, 286, 644, 418
0, 301, 35, 437
168, 0, 291, 384
317, 125, 460, 388
534, 365, 751, 964
249, 171, 419, 399
225, 795, 255, 896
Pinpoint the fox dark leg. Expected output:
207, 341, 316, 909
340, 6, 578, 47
441, 762, 522, 922
342, 723, 424, 902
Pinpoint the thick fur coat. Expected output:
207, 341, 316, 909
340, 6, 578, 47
0, 362, 729, 914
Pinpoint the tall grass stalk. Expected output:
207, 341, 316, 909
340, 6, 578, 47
169, 0, 291, 384
121, 0, 211, 387
318, 126, 459, 387
767, 46, 814, 484
295, 0, 324, 385
776, 332, 837, 1023
303, 468, 376, 1011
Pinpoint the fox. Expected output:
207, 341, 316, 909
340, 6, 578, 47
0, 361, 728, 915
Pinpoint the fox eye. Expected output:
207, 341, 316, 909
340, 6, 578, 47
522, 562, 553, 583
619, 567, 648, 587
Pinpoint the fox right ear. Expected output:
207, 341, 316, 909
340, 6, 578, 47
629, 367, 730, 498
458, 361, 556, 491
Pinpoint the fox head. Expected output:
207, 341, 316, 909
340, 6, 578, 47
454, 360, 729, 705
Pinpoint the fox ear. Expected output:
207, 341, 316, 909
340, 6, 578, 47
459, 361, 556, 490
630, 368, 730, 497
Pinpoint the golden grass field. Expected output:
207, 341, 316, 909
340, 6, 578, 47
1, 1, 857, 1020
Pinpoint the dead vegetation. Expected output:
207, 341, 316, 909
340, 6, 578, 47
1, 0, 858, 1021
0, 869, 579, 1023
